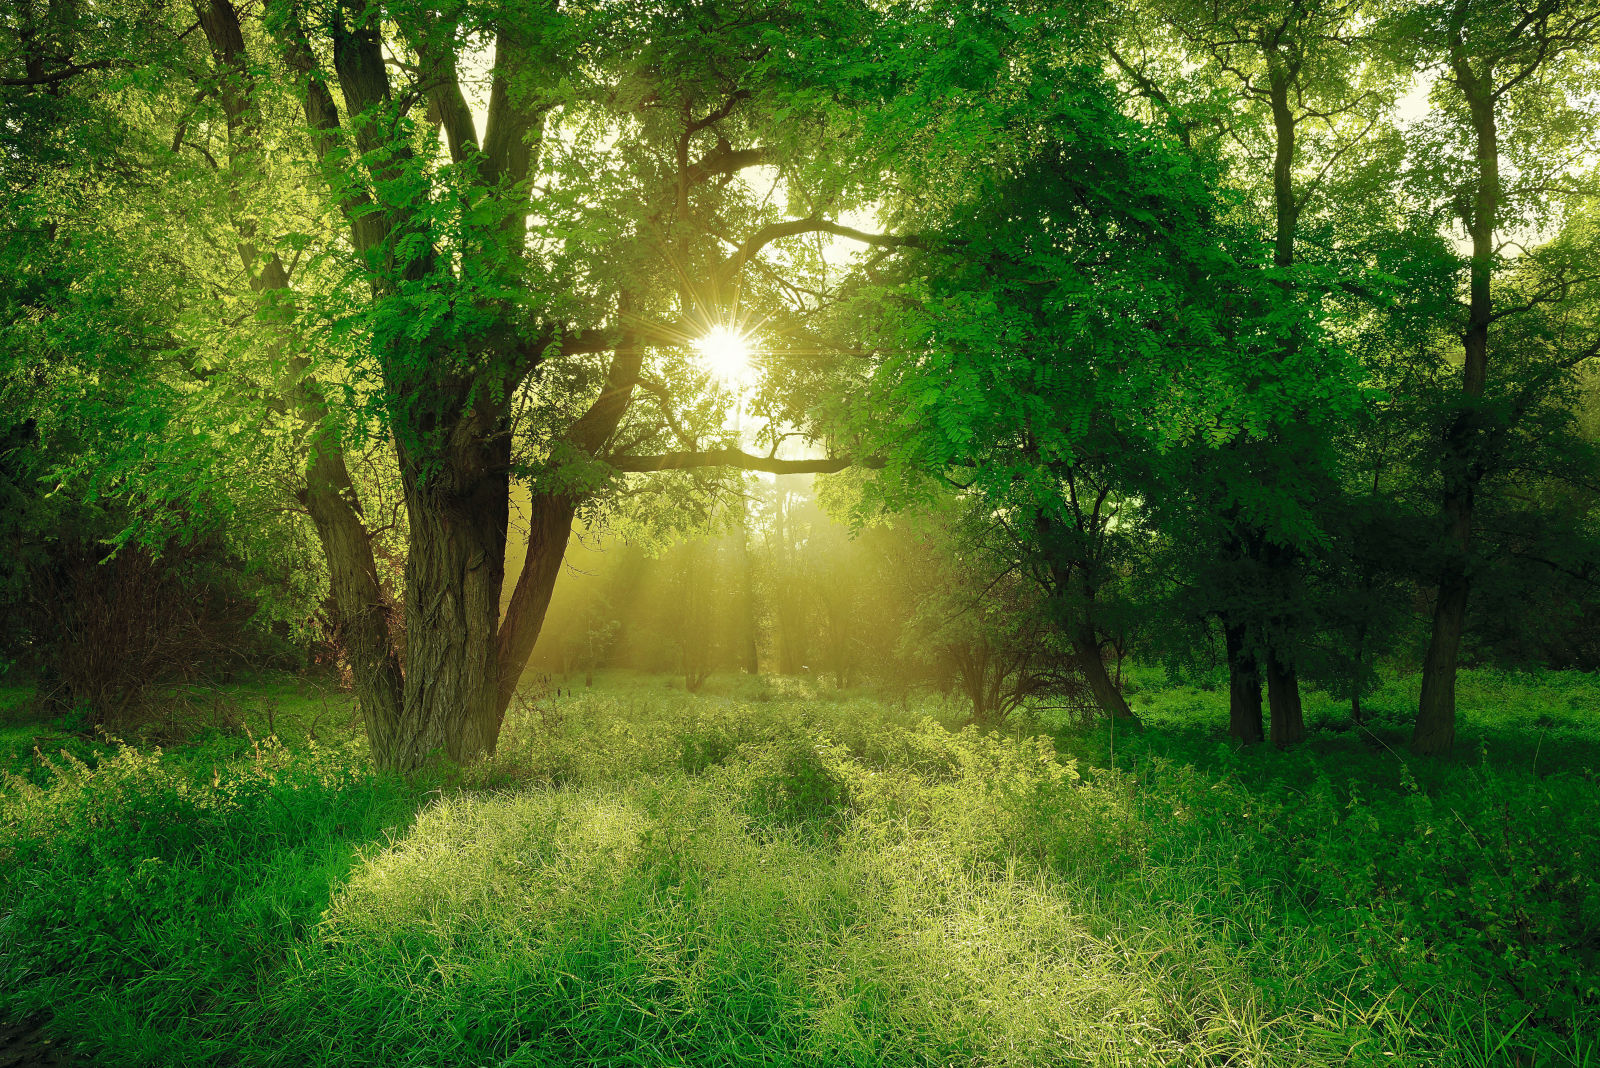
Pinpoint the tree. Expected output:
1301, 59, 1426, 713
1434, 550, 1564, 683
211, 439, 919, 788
842, 12, 1360, 731
5, 0, 938, 770
1394, 0, 1600, 753
1111, 0, 1395, 745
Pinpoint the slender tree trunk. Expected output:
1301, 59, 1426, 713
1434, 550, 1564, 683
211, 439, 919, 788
736, 518, 759, 674
1417, 529, 1469, 755
1073, 626, 1137, 720
1261, 61, 1307, 722
1417, 59, 1498, 757
1351, 627, 1367, 726
298, 449, 405, 764
1224, 619, 1264, 745
495, 492, 577, 716
773, 495, 808, 673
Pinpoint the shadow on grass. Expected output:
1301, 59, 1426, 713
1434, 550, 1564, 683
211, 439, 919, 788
0, 735, 427, 1067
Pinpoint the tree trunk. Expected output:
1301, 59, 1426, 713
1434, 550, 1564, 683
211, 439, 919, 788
1266, 654, 1305, 747
772, 495, 808, 674
392, 432, 511, 769
1073, 626, 1136, 720
1416, 540, 1468, 756
1263, 61, 1307, 741
1417, 58, 1498, 757
194, 0, 410, 767
736, 519, 759, 674
1224, 619, 1264, 745
1350, 624, 1367, 726
298, 448, 405, 765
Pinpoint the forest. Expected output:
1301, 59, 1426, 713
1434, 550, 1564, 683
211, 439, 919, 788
2, 0, 1599, 1064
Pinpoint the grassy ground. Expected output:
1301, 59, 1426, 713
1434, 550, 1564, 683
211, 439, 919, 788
0, 669, 1596, 1066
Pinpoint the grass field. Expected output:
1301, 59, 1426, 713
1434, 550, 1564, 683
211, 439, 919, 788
1, 669, 1596, 1066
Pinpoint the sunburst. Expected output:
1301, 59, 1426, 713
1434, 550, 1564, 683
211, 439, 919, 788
693, 323, 757, 384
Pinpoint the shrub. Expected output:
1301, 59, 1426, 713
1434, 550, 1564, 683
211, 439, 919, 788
747, 738, 853, 830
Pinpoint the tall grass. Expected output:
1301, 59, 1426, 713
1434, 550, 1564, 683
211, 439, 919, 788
1, 670, 1596, 1065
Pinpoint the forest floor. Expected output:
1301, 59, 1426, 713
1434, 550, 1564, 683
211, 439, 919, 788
0, 668, 1596, 1067
0, 1016, 76, 1068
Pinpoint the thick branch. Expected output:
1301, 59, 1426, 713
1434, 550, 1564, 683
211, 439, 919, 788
0, 56, 115, 85
406, 23, 479, 164
684, 144, 774, 185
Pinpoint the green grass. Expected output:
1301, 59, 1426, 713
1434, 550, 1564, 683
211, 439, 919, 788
1, 669, 1597, 1066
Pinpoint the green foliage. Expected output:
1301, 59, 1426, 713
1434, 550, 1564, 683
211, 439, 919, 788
0, 727, 418, 1063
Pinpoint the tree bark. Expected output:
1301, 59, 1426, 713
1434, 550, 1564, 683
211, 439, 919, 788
1266, 653, 1305, 747
392, 427, 512, 767
1224, 619, 1264, 745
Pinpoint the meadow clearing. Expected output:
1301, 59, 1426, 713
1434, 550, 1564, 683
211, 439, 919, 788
2, 669, 1595, 1067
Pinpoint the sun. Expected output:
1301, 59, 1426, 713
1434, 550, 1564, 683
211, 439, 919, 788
693, 324, 755, 383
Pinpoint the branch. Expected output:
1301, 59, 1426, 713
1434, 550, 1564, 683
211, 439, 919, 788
605, 448, 872, 474
557, 326, 618, 357
0, 17, 200, 87
713, 215, 926, 287
1105, 43, 1191, 149
0, 56, 116, 86
683, 144, 774, 186
632, 375, 700, 450
406, 27, 479, 165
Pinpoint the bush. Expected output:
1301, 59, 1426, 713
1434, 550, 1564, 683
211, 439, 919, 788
747, 738, 853, 830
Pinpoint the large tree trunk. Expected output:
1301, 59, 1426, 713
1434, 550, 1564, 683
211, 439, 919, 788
1224, 619, 1264, 745
1266, 654, 1305, 747
1417, 59, 1498, 757
398, 433, 512, 767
